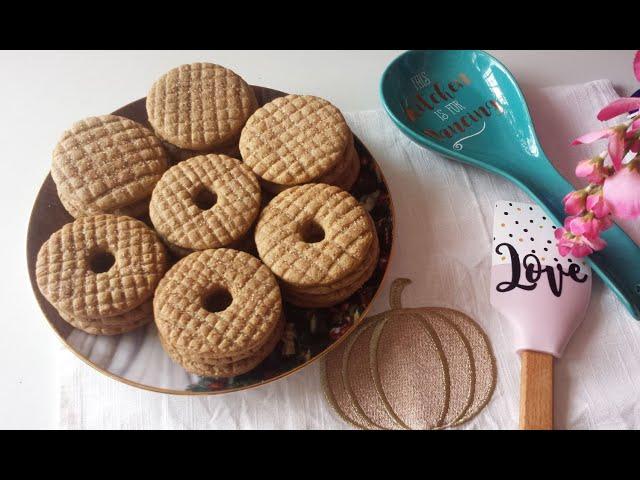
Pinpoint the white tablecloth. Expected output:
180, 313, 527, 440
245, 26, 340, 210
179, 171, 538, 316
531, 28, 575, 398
58, 80, 640, 429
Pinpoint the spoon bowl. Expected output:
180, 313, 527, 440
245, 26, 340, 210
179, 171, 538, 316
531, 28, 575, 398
380, 50, 640, 320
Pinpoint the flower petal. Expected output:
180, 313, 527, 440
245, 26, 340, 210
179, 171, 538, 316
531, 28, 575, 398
558, 244, 572, 256
634, 51, 640, 82
597, 98, 640, 121
608, 132, 627, 170
575, 159, 596, 178
563, 191, 586, 215
586, 193, 610, 218
571, 129, 613, 145
584, 235, 607, 251
571, 243, 593, 257
603, 166, 640, 220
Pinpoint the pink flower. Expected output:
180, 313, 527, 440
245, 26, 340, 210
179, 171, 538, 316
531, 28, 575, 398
586, 191, 611, 218
603, 163, 640, 219
554, 226, 607, 258
566, 215, 591, 237
575, 155, 610, 184
597, 98, 640, 121
634, 50, 640, 82
554, 227, 574, 256
555, 228, 574, 256
572, 125, 628, 170
562, 190, 586, 215
566, 213, 610, 239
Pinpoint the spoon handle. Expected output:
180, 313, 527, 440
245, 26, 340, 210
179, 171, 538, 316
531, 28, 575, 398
516, 158, 640, 320
520, 350, 553, 430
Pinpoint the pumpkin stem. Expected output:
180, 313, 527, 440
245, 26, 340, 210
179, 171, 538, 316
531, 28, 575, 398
389, 278, 412, 309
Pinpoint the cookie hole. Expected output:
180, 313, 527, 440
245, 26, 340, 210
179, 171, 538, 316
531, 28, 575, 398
193, 187, 217, 211
202, 288, 233, 313
88, 250, 115, 274
300, 220, 325, 244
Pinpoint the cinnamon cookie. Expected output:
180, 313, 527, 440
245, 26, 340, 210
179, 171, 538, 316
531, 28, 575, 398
254, 183, 376, 288
36, 214, 168, 325
316, 138, 360, 192
240, 95, 354, 191
282, 230, 379, 308
59, 191, 150, 220
146, 63, 258, 151
51, 115, 168, 218
149, 154, 261, 252
57, 299, 153, 335
153, 249, 283, 362
161, 317, 285, 377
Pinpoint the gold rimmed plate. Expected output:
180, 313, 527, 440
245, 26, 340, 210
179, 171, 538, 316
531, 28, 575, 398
26, 85, 395, 395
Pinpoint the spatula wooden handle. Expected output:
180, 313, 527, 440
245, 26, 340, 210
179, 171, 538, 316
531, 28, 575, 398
519, 350, 554, 430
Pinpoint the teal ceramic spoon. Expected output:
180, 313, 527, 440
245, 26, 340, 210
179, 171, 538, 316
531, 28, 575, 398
380, 50, 640, 320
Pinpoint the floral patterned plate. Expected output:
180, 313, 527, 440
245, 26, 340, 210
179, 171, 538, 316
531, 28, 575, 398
26, 86, 395, 394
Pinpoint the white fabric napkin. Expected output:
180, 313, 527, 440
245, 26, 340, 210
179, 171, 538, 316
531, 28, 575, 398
58, 80, 640, 429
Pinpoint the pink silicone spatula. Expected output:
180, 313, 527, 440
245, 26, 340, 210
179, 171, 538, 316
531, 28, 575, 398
490, 200, 592, 429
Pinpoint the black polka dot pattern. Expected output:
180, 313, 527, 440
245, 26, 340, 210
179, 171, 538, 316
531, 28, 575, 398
492, 200, 588, 273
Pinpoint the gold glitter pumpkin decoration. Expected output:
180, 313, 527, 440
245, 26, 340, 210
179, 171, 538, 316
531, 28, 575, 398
322, 278, 497, 429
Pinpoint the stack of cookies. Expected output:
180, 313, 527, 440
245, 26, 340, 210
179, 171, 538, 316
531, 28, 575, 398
35, 214, 168, 335
240, 95, 359, 194
255, 183, 379, 308
153, 248, 284, 377
37, 60, 384, 380
146, 63, 258, 162
52, 115, 169, 218
149, 154, 261, 257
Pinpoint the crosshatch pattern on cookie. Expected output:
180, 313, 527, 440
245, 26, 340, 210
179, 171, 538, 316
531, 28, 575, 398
36, 214, 168, 319
149, 154, 261, 251
167, 316, 284, 364
60, 190, 150, 219
161, 319, 284, 377
51, 115, 168, 213
283, 232, 379, 307
147, 63, 257, 150
59, 297, 153, 326
255, 183, 375, 287
316, 137, 360, 191
153, 249, 282, 358
283, 256, 378, 307
285, 224, 378, 295
283, 216, 378, 295
58, 305, 153, 335
283, 248, 379, 307
240, 95, 352, 185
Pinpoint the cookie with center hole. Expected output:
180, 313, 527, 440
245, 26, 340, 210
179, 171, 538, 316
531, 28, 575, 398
153, 248, 283, 360
149, 154, 261, 252
35, 214, 168, 321
254, 183, 376, 288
